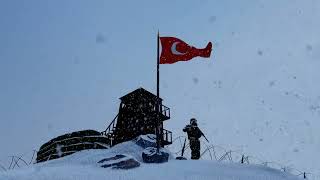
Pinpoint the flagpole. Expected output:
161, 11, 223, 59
156, 31, 160, 153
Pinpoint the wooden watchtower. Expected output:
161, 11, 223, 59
102, 88, 172, 146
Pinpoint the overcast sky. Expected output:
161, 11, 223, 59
1, 0, 320, 173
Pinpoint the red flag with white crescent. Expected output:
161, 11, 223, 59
159, 37, 212, 64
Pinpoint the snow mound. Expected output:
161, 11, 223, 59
134, 134, 157, 148
0, 136, 301, 180
97, 154, 140, 169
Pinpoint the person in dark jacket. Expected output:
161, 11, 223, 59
183, 118, 203, 159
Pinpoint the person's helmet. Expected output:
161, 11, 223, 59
190, 118, 197, 125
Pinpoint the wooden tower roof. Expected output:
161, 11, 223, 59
120, 87, 162, 103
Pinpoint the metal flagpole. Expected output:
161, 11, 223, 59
156, 31, 160, 153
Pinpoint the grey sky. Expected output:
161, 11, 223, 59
1, 0, 320, 173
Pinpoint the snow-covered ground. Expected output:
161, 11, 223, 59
1, 0, 320, 178
0, 139, 303, 180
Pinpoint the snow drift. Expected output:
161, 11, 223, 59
0, 135, 301, 180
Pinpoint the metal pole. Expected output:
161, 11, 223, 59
156, 31, 161, 153
157, 31, 160, 98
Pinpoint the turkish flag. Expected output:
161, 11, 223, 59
160, 37, 212, 64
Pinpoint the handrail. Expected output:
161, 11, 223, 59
150, 104, 170, 118
161, 105, 170, 118
101, 113, 119, 136
162, 129, 172, 144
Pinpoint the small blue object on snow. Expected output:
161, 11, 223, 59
142, 147, 169, 163
134, 134, 157, 148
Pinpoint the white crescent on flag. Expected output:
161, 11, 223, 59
171, 42, 187, 55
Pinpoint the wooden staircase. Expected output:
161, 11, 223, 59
101, 114, 119, 146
